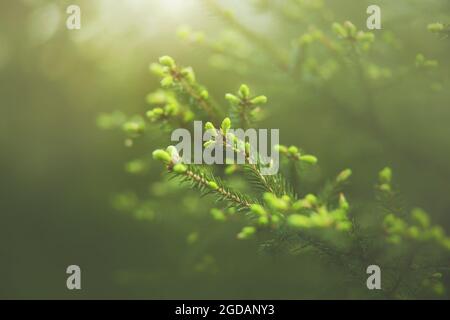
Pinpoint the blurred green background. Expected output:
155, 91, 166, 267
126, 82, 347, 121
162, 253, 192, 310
1, 0, 449, 299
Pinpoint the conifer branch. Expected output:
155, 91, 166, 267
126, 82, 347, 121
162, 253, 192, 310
99, 1, 450, 297
152, 148, 256, 211
151, 56, 224, 122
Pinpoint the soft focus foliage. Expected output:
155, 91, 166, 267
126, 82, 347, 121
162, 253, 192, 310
101, 0, 450, 297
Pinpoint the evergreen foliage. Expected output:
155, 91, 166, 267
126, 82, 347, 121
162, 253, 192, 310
98, 0, 450, 299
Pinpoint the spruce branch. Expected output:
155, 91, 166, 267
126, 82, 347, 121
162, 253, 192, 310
151, 56, 224, 122
225, 84, 267, 129
152, 147, 255, 211
204, 117, 293, 198
100, 1, 450, 295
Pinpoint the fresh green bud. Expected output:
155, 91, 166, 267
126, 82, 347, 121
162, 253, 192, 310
237, 226, 256, 239
330, 209, 347, 221
343, 21, 357, 37
408, 226, 420, 239
225, 164, 238, 175
165, 103, 178, 115
125, 159, 147, 175
339, 193, 349, 211
225, 93, 240, 104
181, 67, 196, 83
271, 215, 281, 224
288, 146, 299, 155
152, 107, 164, 116
258, 216, 269, 225
411, 208, 430, 228
245, 142, 251, 155
428, 23, 444, 33
356, 31, 374, 42
250, 107, 261, 120
204, 122, 217, 137
250, 95, 267, 105
275, 145, 288, 155
288, 214, 311, 228
96, 111, 127, 130
239, 84, 250, 98
173, 163, 187, 173
208, 181, 219, 190
310, 212, 333, 227
336, 169, 352, 183
292, 199, 309, 210
305, 194, 317, 206
384, 213, 406, 234
134, 204, 155, 221
204, 122, 215, 131
160, 76, 174, 88
146, 91, 167, 105
146, 108, 164, 120
122, 121, 145, 136
416, 54, 425, 66
111, 192, 138, 211
429, 226, 444, 240
221, 117, 231, 134
300, 155, 318, 164
263, 193, 289, 211
250, 204, 267, 216
200, 90, 209, 100
210, 208, 226, 221
152, 149, 172, 163
149, 63, 166, 76
332, 23, 347, 38
183, 110, 194, 122
379, 167, 392, 184
415, 54, 437, 68
159, 55, 176, 68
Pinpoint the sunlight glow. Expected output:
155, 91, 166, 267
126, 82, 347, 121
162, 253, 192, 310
124, 0, 192, 17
